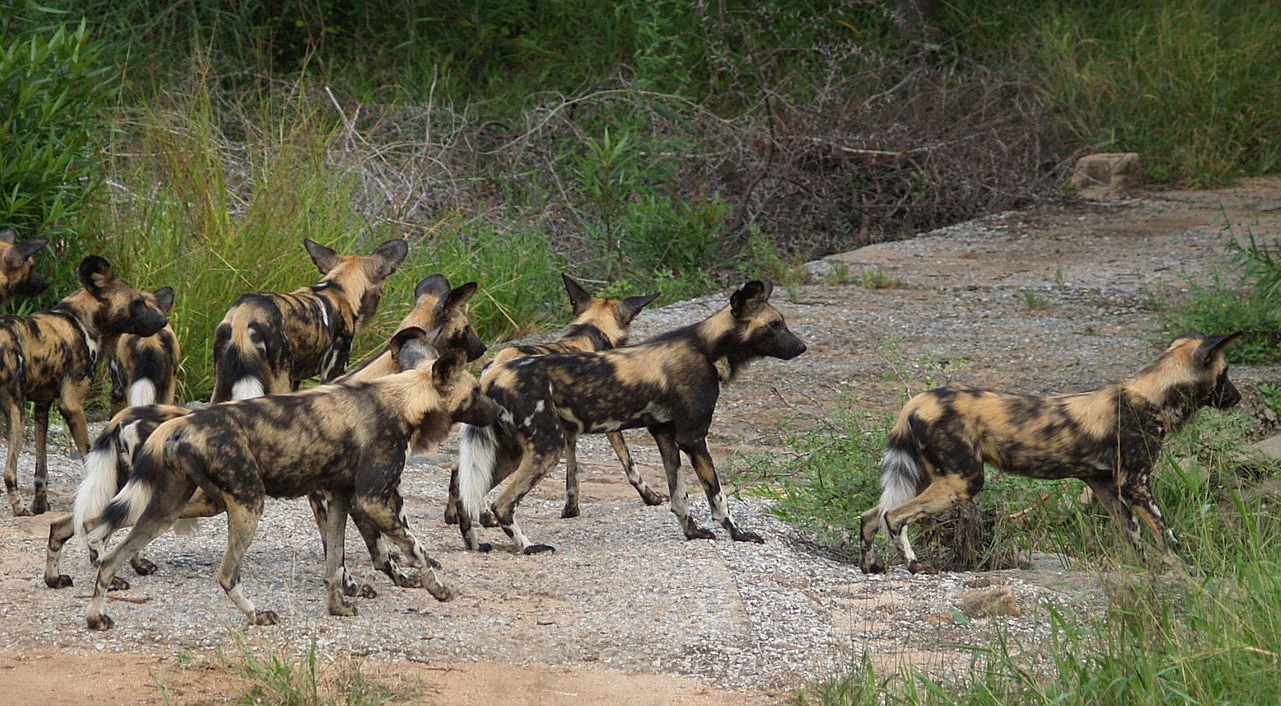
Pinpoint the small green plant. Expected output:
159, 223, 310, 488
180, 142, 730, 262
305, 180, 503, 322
856, 267, 905, 289
1019, 287, 1049, 310
217, 633, 396, 706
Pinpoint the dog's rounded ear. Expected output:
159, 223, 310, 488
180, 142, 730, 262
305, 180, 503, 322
304, 239, 341, 274
78, 256, 115, 293
152, 286, 176, 314
369, 239, 409, 279
618, 291, 660, 325
415, 274, 451, 299
561, 274, 594, 316
431, 349, 469, 387
1194, 332, 1242, 366
730, 280, 773, 317
390, 326, 438, 370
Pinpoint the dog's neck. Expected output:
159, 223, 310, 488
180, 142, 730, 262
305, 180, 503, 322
308, 281, 359, 336
51, 290, 106, 351
692, 306, 756, 383
558, 322, 619, 352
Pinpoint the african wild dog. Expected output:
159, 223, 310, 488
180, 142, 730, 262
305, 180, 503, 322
0, 256, 168, 516
82, 346, 499, 630
211, 237, 407, 402
46, 275, 485, 591
859, 333, 1241, 574
443, 273, 661, 525
456, 280, 806, 554
107, 287, 179, 416
0, 228, 49, 302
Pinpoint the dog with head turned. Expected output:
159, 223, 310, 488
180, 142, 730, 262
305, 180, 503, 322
456, 279, 806, 555
443, 273, 661, 525
859, 333, 1241, 574
107, 286, 179, 415
0, 228, 49, 303
210, 237, 407, 402
46, 274, 485, 592
0, 256, 169, 516
81, 343, 499, 630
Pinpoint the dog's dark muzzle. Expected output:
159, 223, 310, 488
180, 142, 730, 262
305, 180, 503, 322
13, 273, 48, 297
770, 330, 807, 360
465, 331, 487, 362
1212, 379, 1242, 409
454, 394, 502, 427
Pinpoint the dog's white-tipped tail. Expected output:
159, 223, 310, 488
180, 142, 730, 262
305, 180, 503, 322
878, 446, 923, 517
231, 377, 265, 400
127, 379, 157, 407
72, 437, 121, 541
83, 475, 154, 547
457, 423, 497, 522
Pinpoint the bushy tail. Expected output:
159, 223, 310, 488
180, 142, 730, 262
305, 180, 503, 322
84, 430, 171, 546
72, 427, 123, 541
877, 416, 925, 517
212, 321, 270, 402
457, 423, 498, 522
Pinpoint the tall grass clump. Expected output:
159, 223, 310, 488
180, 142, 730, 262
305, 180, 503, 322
1023, 0, 1281, 185
0, 17, 113, 306
93, 76, 401, 400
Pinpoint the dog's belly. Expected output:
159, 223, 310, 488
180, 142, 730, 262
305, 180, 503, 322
561, 400, 672, 434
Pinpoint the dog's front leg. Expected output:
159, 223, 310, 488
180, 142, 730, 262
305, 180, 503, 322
1119, 475, 1187, 565
44, 513, 76, 588
682, 437, 763, 544
321, 491, 358, 617
307, 491, 372, 597
2, 398, 25, 515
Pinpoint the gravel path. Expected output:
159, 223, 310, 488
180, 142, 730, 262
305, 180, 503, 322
2, 180, 1279, 703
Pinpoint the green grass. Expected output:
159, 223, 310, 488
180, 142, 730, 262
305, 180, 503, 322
216, 635, 399, 706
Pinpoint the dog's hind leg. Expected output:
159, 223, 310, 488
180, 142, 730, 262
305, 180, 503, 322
858, 505, 886, 574
86, 476, 198, 630
44, 514, 76, 588
490, 448, 561, 554
683, 436, 763, 543
2, 397, 25, 515
306, 490, 376, 598
354, 491, 452, 601
31, 402, 52, 514
607, 431, 666, 507
651, 427, 710, 540
321, 490, 357, 617
218, 500, 277, 625
561, 431, 582, 519
883, 473, 975, 574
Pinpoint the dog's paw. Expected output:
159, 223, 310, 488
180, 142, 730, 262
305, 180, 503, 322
328, 600, 358, 617
12, 505, 33, 518
859, 558, 887, 574
30, 499, 49, 515
45, 573, 73, 589
729, 528, 765, 544
86, 613, 114, 631
560, 504, 580, 519
130, 557, 158, 576
251, 610, 279, 626
523, 544, 556, 555
641, 491, 668, 506
478, 542, 494, 553
683, 526, 716, 541
907, 560, 938, 575
108, 576, 131, 591
479, 510, 498, 528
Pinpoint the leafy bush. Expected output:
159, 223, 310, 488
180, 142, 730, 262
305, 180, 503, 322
0, 17, 113, 304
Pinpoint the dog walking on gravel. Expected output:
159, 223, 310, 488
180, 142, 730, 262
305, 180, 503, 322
81, 346, 499, 630
859, 332, 1241, 574
456, 279, 806, 554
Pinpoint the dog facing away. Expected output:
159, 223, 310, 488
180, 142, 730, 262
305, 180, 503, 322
859, 333, 1241, 574
456, 280, 806, 554
0, 256, 169, 516
210, 237, 407, 402
0, 229, 49, 302
82, 346, 499, 630
443, 273, 661, 524
46, 275, 484, 591
107, 286, 179, 416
